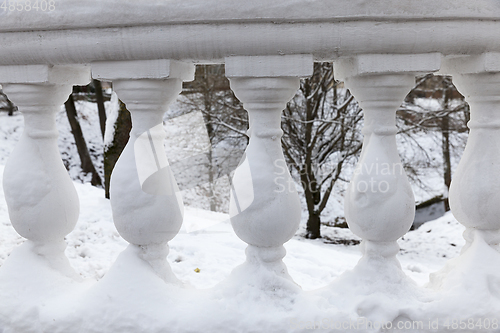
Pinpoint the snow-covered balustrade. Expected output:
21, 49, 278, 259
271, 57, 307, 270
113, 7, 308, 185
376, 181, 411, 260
225, 55, 312, 292
92, 59, 194, 284
0, 1, 500, 332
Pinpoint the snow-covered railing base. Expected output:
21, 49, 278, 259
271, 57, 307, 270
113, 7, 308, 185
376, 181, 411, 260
1, 1, 500, 332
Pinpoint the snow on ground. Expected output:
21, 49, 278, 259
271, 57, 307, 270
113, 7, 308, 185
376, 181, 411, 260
0, 157, 476, 332
0, 109, 464, 289
0, 157, 464, 290
0, 104, 485, 332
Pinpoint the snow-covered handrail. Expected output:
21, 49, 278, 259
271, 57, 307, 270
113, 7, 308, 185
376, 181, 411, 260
0, 0, 499, 65
1, 1, 500, 332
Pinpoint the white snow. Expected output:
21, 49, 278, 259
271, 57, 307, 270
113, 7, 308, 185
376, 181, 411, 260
1, 0, 498, 33
0, 104, 498, 332
0, 156, 462, 289
0, 160, 475, 332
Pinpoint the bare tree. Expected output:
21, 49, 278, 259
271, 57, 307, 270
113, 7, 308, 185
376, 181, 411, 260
180, 65, 248, 212
397, 74, 469, 210
0, 88, 16, 115
282, 62, 364, 239
64, 90, 102, 187
103, 99, 132, 198
93, 79, 107, 140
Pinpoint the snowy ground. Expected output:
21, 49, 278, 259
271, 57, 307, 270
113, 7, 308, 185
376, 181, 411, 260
2, 106, 495, 333
0, 108, 465, 289
0, 160, 465, 290
0, 165, 473, 332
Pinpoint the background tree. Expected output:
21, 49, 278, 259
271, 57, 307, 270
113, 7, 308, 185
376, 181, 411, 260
103, 98, 132, 198
0, 88, 16, 116
64, 87, 102, 187
93, 79, 107, 139
180, 65, 248, 212
53, 66, 468, 237
282, 62, 364, 239
397, 74, 469, 211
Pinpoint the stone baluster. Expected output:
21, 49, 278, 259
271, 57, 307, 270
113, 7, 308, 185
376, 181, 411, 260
92, 60, 194, 283
332, 54, 440, 319
0, 65, 89, 329
445, 53, 500, 251
427, 53, 500, 318
0, 65, 90, 278
224, 55, 313, 291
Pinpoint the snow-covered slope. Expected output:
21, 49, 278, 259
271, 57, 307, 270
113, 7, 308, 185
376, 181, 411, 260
2, 103, 492, 333
0, 158, 464, 289
0, 158, 477, 333
0, 103, 464, 289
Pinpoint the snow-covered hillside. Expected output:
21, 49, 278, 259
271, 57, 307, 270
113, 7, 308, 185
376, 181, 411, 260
0, 102, 484, 333
0, 158, 464, 290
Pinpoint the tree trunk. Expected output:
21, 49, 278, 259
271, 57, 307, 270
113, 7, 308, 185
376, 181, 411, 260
65, 94, 102, 187
206, 146, 217, 212
306, 211, 321, 239
463, 103, 471, 133
104, 100, 132, 198
441, 88, 452, 212
93, 79, 107, 139
1, 90, 15, 115
199, 66, 218, 212
6, 96, 15, 116
303, 169, 322, 239
441, 115, 451, 212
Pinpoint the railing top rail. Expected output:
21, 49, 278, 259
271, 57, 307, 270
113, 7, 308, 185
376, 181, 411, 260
0, 0, 499, 66
0, 0, 499, 33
